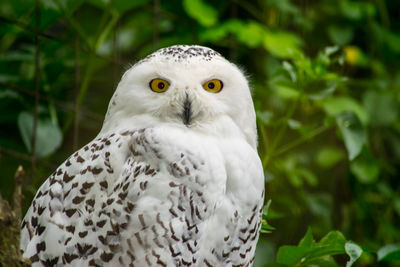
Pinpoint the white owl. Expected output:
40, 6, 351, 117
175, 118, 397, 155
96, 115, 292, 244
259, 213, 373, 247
20, 45, 265, 267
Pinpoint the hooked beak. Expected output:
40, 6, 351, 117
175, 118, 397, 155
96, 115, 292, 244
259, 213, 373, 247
182, 93, 192, 126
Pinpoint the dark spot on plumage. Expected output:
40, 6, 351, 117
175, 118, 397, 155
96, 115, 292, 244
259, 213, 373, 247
63, 253, 79, 264
204, 259, 214, 267
56, 168, 63, 175
169, 244, 181, 257
86, 199, 95, 207
98, 235, 107, 245
107, 198, 115, 205
101, 203, 106, 209
31, 216, 38, 227
247, 213, 256, 224
49, 177, 57, 186
125, 202, 135, 213
41, 257, 59, 267
91, 154, 99, 160
169, 181, 179, 187
122, 182, 130, 191
72, 196, 85, 204
64, 237, 72, 246
36, 241, 46, 252
76, 243, 93, 256
222, 250, 230, 257
140, 181, 148, 190
231, 246, 240, 252
36, 224, 45, 236
72, 182, 78, 188
96, 220, 107, 228
145, 168, 155, 175
91, 167, 103, 175
63, 172, 75, 183
80, 167, 88, 175
169, 208, 178, 217
30, 254, 39, 263
65, 159, 72, 166
116, 199, 123, 205
118, 191, 128, 200
82, 181, 94, 190
100, 180, 108, 189
37, 206, 45, 215
66, 225, 75, 234
84, 219, 93, 226
106, 230, 117, 237
76, 155, 85, 163
65, 208, 76, 218
79, 231, 88, 238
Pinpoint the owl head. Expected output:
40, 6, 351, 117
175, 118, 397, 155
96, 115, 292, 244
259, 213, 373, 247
101, 45, 258, 149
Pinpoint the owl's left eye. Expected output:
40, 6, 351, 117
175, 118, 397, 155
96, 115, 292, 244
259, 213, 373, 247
203, 79, 223, 93
150, 79, 170, 93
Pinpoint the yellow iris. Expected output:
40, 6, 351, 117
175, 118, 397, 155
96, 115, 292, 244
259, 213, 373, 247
203, 79, 223, 93
150, 79, 169, 93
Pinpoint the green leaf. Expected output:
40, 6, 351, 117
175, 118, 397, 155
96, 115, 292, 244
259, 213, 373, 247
17, 112, 62, 158
298, 227, 315, 248
276, 245, 313, 265
350, 155, 379, 184
316, 147, 345, 169
321, 97, 368, 125
336, 112, 367, 160
282, 61, 296, 82
263, 30, 303, 59
345, 242, 363, 267
183, 0, 218, 27
377, 244, 400, 262
235, 21, 265, 48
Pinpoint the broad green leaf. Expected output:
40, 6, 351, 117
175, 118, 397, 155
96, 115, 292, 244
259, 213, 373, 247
282, 61, 296, 82
298, 227, 315, 248
350, 156, 379, 184
363, 91, 398, 126
319, 231, 346, 248
321, 97, 368, 125
377, 244, 400, 262
263, 30, 302, 59
336, 112, 367, 160
236, 21, 265, 48
316, 147, 345, 168
276, 245, 313, 265
345, 242, 363, 267
183, 0, 218, 27
17, 112, 62, 158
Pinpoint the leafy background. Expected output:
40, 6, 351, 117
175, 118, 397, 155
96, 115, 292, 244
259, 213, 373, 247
1, 0, 400, 266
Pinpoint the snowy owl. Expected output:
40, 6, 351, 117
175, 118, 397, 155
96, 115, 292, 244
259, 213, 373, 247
20, 45, 265, 266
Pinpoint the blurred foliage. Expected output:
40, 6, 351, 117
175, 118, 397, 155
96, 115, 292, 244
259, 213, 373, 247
1, 0, 400, 266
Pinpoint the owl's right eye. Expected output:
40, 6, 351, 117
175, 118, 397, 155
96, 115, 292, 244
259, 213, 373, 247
150, 79, 169, 93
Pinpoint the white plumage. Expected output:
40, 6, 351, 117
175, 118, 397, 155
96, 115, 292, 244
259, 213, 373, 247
20, 45, 265, 266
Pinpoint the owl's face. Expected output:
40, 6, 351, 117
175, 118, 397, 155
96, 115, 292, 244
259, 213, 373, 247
102, 45, 257, 148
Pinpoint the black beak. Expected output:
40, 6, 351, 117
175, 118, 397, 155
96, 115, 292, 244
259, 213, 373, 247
183, 93, 192, 126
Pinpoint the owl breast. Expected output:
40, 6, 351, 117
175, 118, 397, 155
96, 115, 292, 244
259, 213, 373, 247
20, 126, 264, 267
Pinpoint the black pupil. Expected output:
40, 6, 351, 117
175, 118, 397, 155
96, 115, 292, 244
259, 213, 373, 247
157, 82, 165, 89
208, 82, 215, 89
